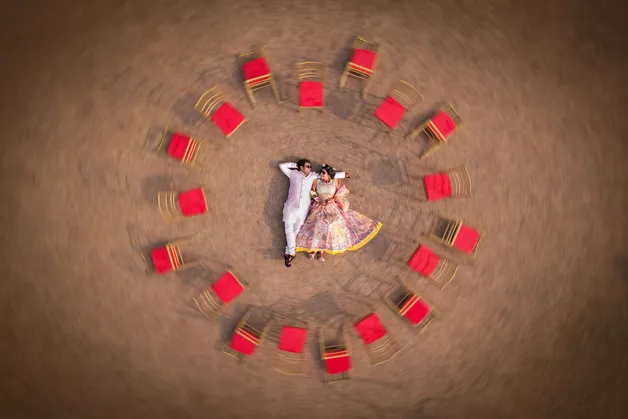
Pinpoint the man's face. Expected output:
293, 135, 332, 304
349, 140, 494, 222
300, 162, 312, 176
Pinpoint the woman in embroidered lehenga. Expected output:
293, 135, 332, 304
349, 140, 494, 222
295, 164, 382, 262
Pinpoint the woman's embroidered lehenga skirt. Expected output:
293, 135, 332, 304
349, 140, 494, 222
295, 201, 382, 255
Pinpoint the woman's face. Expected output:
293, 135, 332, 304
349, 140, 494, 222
320, 170, 330, 182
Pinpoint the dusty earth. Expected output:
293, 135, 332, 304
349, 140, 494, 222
1, 0, 627, 418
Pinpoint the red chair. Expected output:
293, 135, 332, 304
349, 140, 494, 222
239, 46, 279, 108
275, 322, 309, 375
406, 103, 462, 158
374, 81, 421, 134
296, 61, 326, 112
193, 271, 245, 319
423, 166, 471, 201
319, 327, 352, 384
157, 187, 208, 221
339, 36, 379, 99
384, 280, 436, 331
224, 308, 271, 363
144, 239, 201, 275
408, 244, 459, 289
429, 215, 484, 256
156, 129, 205, 166
194, 85, 246, 138
353, 312, 401, 366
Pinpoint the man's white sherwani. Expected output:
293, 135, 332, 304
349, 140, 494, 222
279, 162, 346, 255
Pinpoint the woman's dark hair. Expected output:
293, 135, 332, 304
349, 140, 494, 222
296, 159, 310, 171
320, 164, 336, 179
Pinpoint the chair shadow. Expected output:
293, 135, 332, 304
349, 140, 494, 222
330, 36, 355, 74
140, 173, 176, 204
172, 91, 204, 127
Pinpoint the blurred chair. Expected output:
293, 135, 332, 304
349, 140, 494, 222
339, 36, 379, 99
194, 85, 246, 138
238, 45, 279, 108
352, 312, 401, 366
296, 61, 327, 112
224, 307, 271, 364
319, 327, 352, 384
406, 103, 462, 158
156, 129, 206, 167
275, 320, 310, 375
429, 214, 484, 256
407, 244, 459, 289
384, 279, 436, 331
422, 166, 471, 201
374, 80, 421, 134
142, 239, 201, 275
193, 271, 245, 319
157, 187, 208, 221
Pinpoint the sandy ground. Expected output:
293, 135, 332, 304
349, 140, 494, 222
1, 0, 627, 418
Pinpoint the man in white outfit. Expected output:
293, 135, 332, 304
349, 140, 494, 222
279, 159, 349, 267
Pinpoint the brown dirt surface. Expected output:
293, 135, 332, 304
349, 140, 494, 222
1, 0, 627, 418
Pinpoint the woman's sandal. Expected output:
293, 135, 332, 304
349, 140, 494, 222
284, 254, 295, 268
318, 252, 326, 263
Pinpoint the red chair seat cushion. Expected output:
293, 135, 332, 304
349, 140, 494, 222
400, 296, 430, 325
167, 133, 195, 162
324, 353, 351, 374
230, 329, 258, 355
427, 111, 456, 141
354, 313, 387, 344
211, 272, 244, 304
423, 173, 453, 201
278, 326, 308, 353
453, 225, 480, 254
408, 245, 440, 277
150, 245, 180, 274
178, 188, 207, 216
243, 57, 271, 84
374, 96, 406, 128
299, 81, 324, 107
211, 102, 245, 136
349, 48, 377, 74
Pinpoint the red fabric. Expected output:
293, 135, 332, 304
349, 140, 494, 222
167, 133, 192, 161
429, 111, 457, 141
151, 246, 173, 274
324, 353, 351, 374
230, 330, 258, 355
453, 225, 480, 254
278, 326, 308, 353
349, 48, 377, 73
408, 245, 440, 277
403, 297, 430, 325
211, 102, 245, 136
211, 272, 244, 304
299, 81, 324, 107
374, 96, 406, 128
423, 173, 453, 201
354, 313, 387, 344
242, 57, 271, 83
178, 188, 207, 216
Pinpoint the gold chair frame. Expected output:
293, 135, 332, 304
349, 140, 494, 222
350, 315, 401, 366
375, 80, 422, 135
155, 128, 205, 166
238, 46, 280, 108
383, 279, 437, 331
274, 319, 310, 375
339, 36, 379, 99
445, 166, 472, 198
429, 214, 485, 257
193, 271, 245, 320
140, 239, 202, 276
194, 85, 246, 138
406, 103, 462, 158
319, 326, 351, 384
157, 188, 209, 222
296, 61, 327, 112
224, 308, 271, 364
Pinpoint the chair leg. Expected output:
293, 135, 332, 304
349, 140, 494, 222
245, 86, 256, 109
270, 78, 280, 102
339, 65, 349, 89
363, 77, 373, 100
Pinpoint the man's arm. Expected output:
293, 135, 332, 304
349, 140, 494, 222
279, 162, 298, 177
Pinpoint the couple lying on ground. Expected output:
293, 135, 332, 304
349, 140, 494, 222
280, 159, 382, 267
